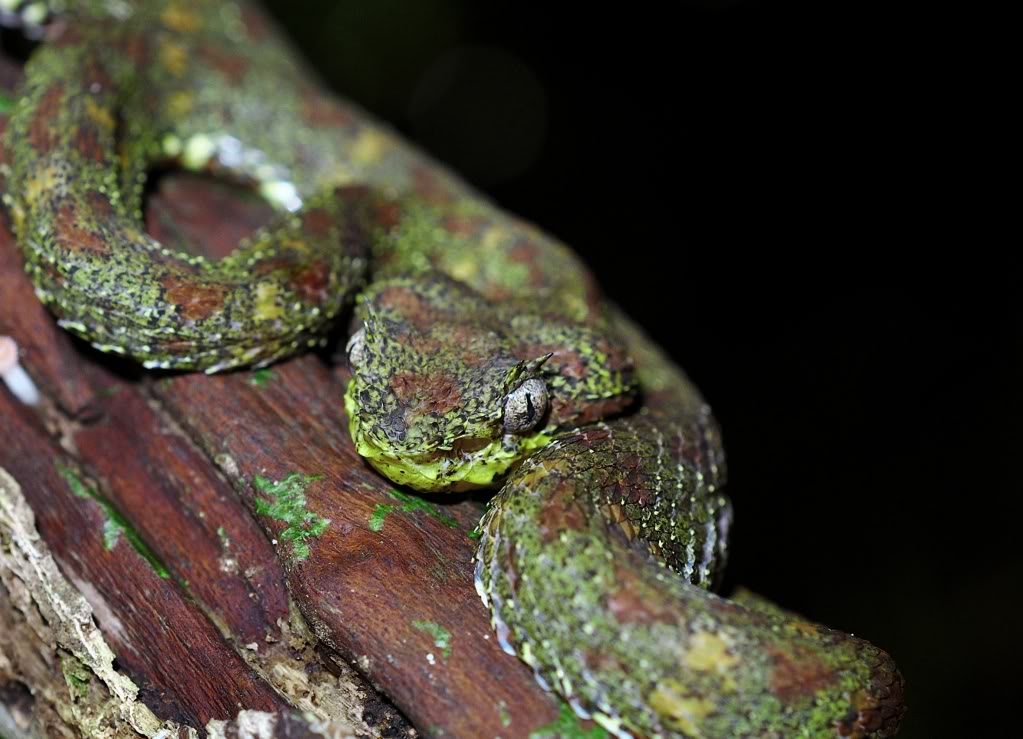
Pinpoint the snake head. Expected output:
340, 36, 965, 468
344, 272, 636, 491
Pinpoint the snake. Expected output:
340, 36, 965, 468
1, 1, 904, 736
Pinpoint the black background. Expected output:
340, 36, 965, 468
270, 2, 1014, 736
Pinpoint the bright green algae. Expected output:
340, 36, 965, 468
56, 462, 172, 578
367, 489, 459, 533
411, 620, 453, 659
5, 2, 904, 736
251, 473, 329, 561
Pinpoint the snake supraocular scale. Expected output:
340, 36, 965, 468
1, 1, 904, 736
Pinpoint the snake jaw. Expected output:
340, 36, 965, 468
345, 380, 550, 492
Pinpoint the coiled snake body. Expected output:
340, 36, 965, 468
2, 1, 904, 736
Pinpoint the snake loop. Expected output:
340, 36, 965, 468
3, 2, 904, 736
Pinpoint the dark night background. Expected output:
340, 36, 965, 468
258, 1, 1015, 737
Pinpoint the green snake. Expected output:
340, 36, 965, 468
1, 1, 904, 736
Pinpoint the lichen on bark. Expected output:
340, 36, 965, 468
0, 465, 190, 738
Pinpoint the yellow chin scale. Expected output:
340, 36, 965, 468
344, 381, 551, 492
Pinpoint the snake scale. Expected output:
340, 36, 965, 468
1, 1, 904, 736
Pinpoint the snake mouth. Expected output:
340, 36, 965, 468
344, 382, 550, 492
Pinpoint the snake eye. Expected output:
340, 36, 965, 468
503, 378, 548, 433
346, 326, 366, 369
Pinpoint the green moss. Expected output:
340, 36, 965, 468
248, 367, 274, 387
56, 462, 171, 579
367, 489, 458, 533
0, 91, 13, 114
390, 489, 458, 527
252, 472, 330, 561
529, 704, 608, 739
101, 518, 121, 550
412, 619, 452, 659
60, 654, 91, 699
59, 465, 92, 499
96, 384, 121, 398
368, 503, 392, 532
498, 701, 512, 727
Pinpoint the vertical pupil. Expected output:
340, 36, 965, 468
525, 392, 534, 422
